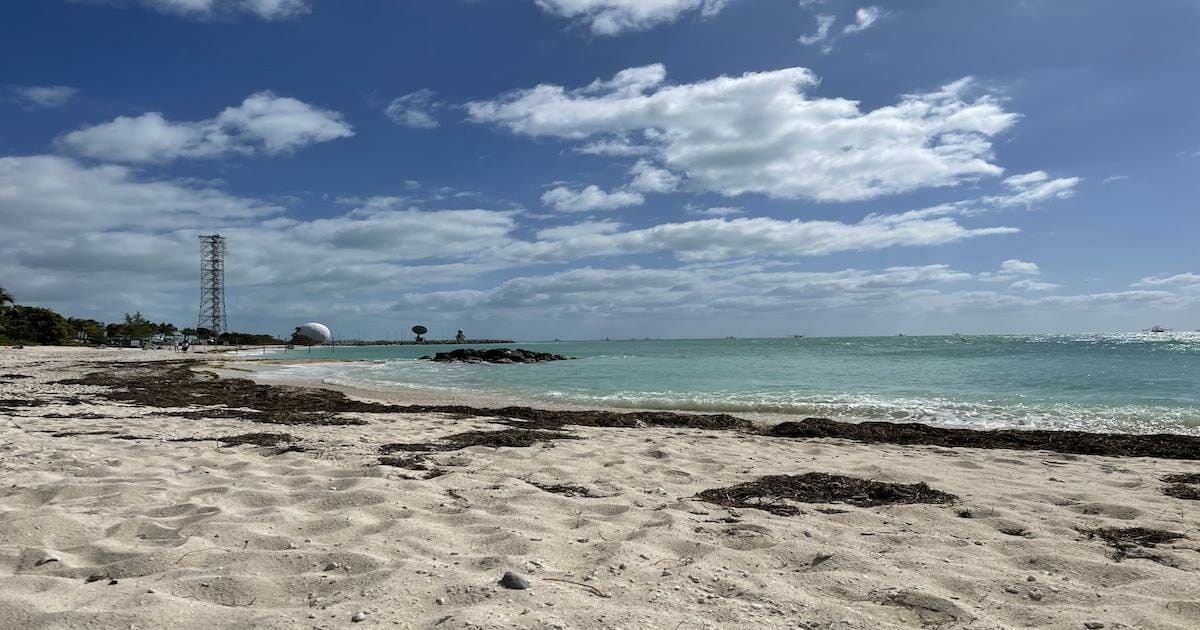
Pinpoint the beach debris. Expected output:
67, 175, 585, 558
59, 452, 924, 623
878, 590, 971, 626
1082, 527, 1186, 565
695, 473, 957, 516
1161, 472, 1200, 484
769, 417, 1200, 461
499, 571, 530, 590
422, 348, 574, 364
524, 478, 600, 498
381, 428, 578, 454
1164, 484, 1200, 500
1161, 472, 1200, 500
351, 611, 367, 622
1084, 623, 1105, 629
217, 432, 295, 447
34, 555, 60, 567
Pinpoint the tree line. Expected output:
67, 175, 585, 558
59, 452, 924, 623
0, 287, 281, 346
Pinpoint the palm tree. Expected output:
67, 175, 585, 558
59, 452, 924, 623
0, 286, 13, 308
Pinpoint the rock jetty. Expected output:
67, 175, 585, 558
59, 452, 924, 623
421, 348, 574, 364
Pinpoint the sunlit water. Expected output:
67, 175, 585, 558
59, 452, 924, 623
247, 333, 1200, 435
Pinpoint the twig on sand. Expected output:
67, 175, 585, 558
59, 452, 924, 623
174, 540, 249, 564
543, 577, 611, 598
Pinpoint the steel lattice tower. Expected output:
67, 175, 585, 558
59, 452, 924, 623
198, 235, 228, 337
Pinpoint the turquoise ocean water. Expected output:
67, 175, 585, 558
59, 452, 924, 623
249, 333, 1200, 435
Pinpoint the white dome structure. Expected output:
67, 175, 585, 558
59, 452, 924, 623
293, 322, 332, 344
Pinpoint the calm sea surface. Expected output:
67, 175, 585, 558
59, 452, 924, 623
249, 333, 1200, 435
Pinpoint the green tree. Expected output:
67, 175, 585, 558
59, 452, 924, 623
0, 306, 72, 345
122, 312, 157, 339
66, 317, 105, 342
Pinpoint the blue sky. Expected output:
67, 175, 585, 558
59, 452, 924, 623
1, 0, 1198, 340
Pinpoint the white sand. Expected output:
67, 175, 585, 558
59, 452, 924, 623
2, 346, 1199, 629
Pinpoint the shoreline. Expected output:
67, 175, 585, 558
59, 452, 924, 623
2, 346, 1199, 629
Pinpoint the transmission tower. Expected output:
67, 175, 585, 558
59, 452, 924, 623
198, 235, 228, 338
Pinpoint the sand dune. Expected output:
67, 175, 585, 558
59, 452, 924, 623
2, 347, 1199, 629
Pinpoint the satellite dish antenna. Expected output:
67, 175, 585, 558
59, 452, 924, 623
292, 322, 332, 345
412, 325, 428, 343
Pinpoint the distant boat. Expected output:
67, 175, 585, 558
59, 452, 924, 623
1150, 325, 1168, 333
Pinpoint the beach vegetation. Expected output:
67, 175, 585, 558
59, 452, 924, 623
0, 305, 74, 345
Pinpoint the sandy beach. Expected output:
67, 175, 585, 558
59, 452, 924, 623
2, 346, 1199, 630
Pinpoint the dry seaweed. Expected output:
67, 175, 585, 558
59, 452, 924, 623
214, 432, 295, 447
50, 430, 121, 437
770, 418, 1200, 461
1164, 484, 1200, 500
695, 473, 957, 516
524, 479, 599, 498
381, 428, 578, 454
1082, 527, 1186, 565
396, 404, 752, 432
1161, 472, 1200, 484
67, 364, 370, 426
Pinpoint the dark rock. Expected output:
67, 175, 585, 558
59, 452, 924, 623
424, 348, 575, 365
499, 571, 530, 590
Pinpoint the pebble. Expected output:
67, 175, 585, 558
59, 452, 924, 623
1004, 586, 1019, 594
435, 597, 445, 605
324, 563, 340, 572
351, 611, 367, 622
1027, 576, 1037, 582
1029, 589, 1044, 601
1084, 623, 1104, 629
499, 571, 530, 590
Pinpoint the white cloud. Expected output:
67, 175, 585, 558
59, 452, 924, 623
842, 6, 883, 34
541, 184, 644, 212
468, 66, 1020, 202
628, 159, 681, 193
7, 85, 78, 109
1000, 259, 1039, 275
532, 0, 731, 35
60, 91, 352, 163
798, 14, 835, 46
111, 0, 311, 20
501, 211, 1017, 263
398, 263, 973, 315
385, 89, 441, 129
0, 155, 279, 237
996, 170, 1082, 206
688, 206, 744, 217
1009, 279, 1059, 291
1134, 273, 1200, 288
1101, 175, 1128, 185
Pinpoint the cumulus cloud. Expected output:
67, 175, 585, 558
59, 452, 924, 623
0, 155, 279, 237
97, 0, 311, 20
385, 89, 441, 129
6, 85, 78, 109
628, 159, 681, 193
468, 65, 1020, 202
1000, 259, 1039, 275
688, 206, 744, 217
541, 184, 645, 212
978, 258, 1041, 283
532, 0, 731, 35
60, 91, 352, 163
